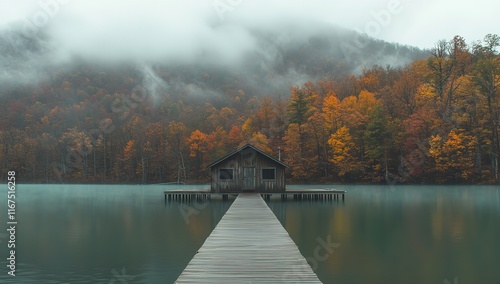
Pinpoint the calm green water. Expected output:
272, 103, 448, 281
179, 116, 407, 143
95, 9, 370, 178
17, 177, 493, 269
270, 185, 500, 284
0, 184, 499, 283
0, 184, 232, 283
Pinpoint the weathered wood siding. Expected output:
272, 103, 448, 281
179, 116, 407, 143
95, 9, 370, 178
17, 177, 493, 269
254, 154, 285, 192
210, 147, 285, 192
210, 158, 240, 192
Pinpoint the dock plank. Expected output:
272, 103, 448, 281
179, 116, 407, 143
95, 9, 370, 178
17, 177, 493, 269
175, 193, 322, 283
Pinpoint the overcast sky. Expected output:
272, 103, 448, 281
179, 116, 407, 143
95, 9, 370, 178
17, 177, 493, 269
0, 0, 498, 64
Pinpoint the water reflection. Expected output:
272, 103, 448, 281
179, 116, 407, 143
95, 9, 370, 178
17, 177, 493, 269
0, 185, 499, 283
0, 185, 232, 284
269, 185, 500, 284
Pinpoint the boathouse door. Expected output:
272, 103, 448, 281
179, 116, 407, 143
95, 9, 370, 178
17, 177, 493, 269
243, 167, 255, 191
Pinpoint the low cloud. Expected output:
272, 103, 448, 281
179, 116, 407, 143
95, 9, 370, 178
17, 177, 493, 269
0, 0, 496, 96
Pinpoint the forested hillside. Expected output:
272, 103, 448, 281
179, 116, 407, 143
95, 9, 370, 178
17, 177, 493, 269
1, 34, 498, 184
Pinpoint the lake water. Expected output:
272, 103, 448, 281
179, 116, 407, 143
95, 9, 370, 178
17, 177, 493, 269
0, 184, 499, 283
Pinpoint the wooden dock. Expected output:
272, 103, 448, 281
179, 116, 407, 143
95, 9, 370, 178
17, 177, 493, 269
175, 193, 322, 283
164, 189, 346, 203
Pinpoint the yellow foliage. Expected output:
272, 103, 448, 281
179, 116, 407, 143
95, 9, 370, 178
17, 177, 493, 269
428, 130, 477, 181
357, 90, 377, 115
187, 130, 208, 158
328, 126, 358, 177
322, 94, 341, 132
248, 132, 271, 153
123, 140, 135, 160
415, 83, 438, 108
241, 118, 254, 137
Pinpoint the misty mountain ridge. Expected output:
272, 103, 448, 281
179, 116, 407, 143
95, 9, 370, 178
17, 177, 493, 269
0, 20, 428, 101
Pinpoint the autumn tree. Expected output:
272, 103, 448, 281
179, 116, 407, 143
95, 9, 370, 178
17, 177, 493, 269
472, 34, 500, 182
247, 132, 271, 153
286, 85, 324, 179
60, 127, 93, 181
187, 130, 208, 175
252, 97, 275, 138
228, 126, 244, 149
166, 121, 188, 183
328, 126, 359, 180
122, 140, 137, 182
339, 90, 378, 163
363, 104, 392, 182
428, 130, 477, 183
426, 37, 472, 122
124, 115, 149, 183
283, 123, 307, 180
388, 61, 427, 118
207, 126, 229, 160
322, 92, 341, 134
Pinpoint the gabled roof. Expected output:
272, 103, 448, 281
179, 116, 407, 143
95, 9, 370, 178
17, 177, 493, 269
206, 143, 288, 168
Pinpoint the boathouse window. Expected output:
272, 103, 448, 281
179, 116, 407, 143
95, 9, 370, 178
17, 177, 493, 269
219, 168, 234, 180
262, 168, 276, 180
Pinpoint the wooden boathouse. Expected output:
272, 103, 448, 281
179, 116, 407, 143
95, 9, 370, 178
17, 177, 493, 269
164, 143, 346, 202
207, 143, 287, 193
